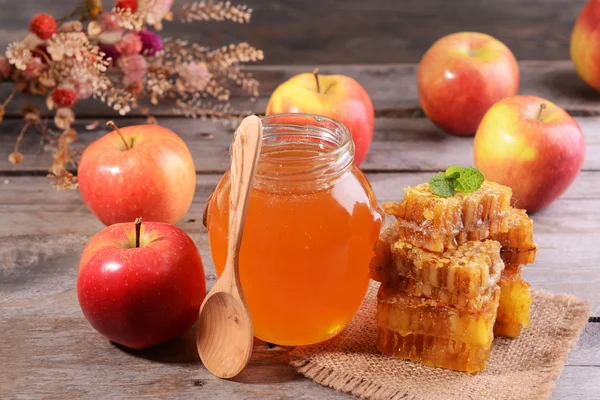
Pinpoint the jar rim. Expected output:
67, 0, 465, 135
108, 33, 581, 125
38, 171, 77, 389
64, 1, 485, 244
259, 113, 352, 159
251, 113, 355, 187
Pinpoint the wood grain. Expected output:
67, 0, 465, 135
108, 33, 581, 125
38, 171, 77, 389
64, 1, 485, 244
1, 115, 599, 174
2, 61, 600, 119
0, 0, 588, 65
0, 226, 597, 399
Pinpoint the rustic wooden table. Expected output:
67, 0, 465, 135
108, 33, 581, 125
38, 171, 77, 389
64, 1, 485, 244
1, 62, 599, 399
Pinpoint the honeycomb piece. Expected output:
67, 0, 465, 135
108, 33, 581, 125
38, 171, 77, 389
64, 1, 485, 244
388, 238, 504, 298
370, 224, 500, 310
491, 208, 537, 265
501, 247, 537, 266
495, 265, 531, 338
377, 326, 491, 374
382, 275, 496, 312
382, 180, 512, 252
377, 285, 500, 347
370, 222, 400, 282
494, 321, 523, 338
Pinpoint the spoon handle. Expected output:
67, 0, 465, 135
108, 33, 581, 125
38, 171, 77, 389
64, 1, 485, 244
224, 115, 264, 281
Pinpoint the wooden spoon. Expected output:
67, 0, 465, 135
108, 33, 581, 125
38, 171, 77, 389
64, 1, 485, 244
196, 115, 263, 379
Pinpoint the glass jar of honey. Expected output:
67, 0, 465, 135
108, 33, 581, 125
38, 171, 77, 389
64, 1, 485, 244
205, 114, 383, 346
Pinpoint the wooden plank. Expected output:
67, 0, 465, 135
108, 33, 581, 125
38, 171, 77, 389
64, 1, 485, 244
2, 171, 600, 314
0, 0, 587, 65
1, 115, 599, 174
2, 61, 600, 118
551, 365, 600, 400
566, 323, 600, 367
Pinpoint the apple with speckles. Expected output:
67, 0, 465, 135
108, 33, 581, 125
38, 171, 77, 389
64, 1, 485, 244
418, 32, 519, 136
474, 95, 586, 212
77, 219, 206, 349
571, 0, 600, 92
266, 69, 374, 166
78, 122, 196, 226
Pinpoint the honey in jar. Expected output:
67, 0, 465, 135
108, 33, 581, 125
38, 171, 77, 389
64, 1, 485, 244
206, 114, 383, 346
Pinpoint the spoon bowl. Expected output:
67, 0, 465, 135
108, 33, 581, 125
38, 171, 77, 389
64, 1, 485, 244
196, 291, 254, 378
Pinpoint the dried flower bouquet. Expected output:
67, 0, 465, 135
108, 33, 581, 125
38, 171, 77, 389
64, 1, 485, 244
0, 0, 263, 189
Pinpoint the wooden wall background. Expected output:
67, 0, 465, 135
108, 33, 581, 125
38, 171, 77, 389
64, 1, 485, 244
0, 0, 587, 64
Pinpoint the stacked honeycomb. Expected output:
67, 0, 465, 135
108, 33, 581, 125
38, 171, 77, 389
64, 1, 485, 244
371, 181, 535, 373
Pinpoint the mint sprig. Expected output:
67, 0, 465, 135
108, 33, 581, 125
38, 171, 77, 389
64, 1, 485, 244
429, 166, 485, 197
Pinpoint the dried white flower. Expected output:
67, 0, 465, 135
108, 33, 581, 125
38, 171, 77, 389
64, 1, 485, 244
6, 42, 32, 71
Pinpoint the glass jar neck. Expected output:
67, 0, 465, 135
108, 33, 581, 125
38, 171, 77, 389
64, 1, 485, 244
250, 114, 355, 192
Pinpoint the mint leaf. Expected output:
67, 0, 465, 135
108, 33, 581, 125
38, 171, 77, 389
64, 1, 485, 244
454, 166, 485, 193
444, 165, 462, 180
429, 172, 458, 197
428, 166, 485, 197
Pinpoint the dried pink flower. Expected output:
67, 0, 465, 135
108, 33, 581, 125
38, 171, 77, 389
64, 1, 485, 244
22, 57, 46, 79
138, 30, 163, 55
99, 12, 122, 31
115, 32, 143, 56
100, 44, 121, 62
0, 56, 11, 79
117, 54, 147, 85
178, 61, 210, 91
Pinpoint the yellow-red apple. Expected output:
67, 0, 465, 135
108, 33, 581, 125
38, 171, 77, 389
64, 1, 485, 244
474, 95, 585, 212
571, 0, 600, 91
266, 70, 374, 166
418, 32, 519, 136
78, 123, 196, 226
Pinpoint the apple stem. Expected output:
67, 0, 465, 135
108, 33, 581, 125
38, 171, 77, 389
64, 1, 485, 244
313, 68, 321, 94
135, 217, 142, 248
107, 121, 131, 150
537, 103, 547, 121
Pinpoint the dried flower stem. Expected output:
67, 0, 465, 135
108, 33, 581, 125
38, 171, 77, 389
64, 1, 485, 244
14, 121, 32, 153
3, 88, 16, 107
34, 122, 52, 142
57, 3, 86, 24
31, 48, 60, 77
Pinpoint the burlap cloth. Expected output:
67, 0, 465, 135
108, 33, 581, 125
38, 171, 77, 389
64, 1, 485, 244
289, 280, 589, 400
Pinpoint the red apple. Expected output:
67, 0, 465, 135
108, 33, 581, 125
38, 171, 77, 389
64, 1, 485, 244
266, 69, 374, 166
418, 32, 519, 136
77, 219, 206, 349
78, 123, 196, 226
571, 0, 600, 91
474, 95, 586, 212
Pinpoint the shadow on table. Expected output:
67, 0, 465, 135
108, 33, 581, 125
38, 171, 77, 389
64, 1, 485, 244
112, 325, 302, 384
112, 326, 201, 364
